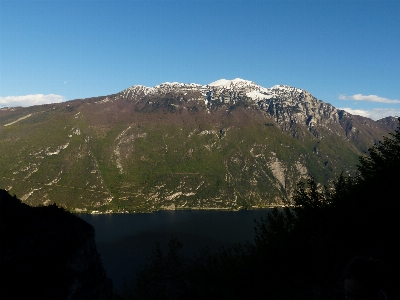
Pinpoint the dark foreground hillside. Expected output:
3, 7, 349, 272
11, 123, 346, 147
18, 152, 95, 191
121, 119, 400, 299
0, 190, 113, 299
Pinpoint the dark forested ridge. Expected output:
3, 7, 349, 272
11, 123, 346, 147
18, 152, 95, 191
121, 118, 400, 299
0, 190, 113, 299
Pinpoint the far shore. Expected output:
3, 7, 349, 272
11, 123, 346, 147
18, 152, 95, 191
74, 204, 292, 215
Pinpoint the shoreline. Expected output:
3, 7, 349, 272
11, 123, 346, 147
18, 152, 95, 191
74, 204, 290, 215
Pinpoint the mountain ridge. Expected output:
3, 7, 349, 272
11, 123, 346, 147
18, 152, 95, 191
0, 79, 397, 212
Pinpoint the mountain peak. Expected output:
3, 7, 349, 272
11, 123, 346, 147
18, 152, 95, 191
208, 78, 256, 87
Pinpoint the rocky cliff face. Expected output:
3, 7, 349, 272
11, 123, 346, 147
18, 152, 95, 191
0, 79, 397, 212
0, 189, 113, 299
120, 79, 379, 143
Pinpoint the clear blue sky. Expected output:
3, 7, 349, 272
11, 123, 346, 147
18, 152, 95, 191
1, 0, 399, 120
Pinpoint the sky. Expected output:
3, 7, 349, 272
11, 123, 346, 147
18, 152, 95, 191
1, 0, 399, 120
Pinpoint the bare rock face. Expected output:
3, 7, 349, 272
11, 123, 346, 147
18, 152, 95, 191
0, 189, 113, 299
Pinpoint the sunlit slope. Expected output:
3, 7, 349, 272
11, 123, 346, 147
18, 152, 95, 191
0, 82, 396, 212
0, 104, 113, 210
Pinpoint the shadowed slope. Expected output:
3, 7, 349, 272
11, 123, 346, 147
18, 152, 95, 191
0, 189, 113, 299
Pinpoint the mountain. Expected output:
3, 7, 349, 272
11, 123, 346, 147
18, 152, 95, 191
0, 79, 397, 212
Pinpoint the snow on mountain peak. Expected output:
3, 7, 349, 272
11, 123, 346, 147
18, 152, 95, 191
122, 79, 308, 103
208, 79, 231, 87
208, 78, 255, 87
271, 84, 304, 93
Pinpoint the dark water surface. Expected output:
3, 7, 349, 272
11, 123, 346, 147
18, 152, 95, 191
78, 209, 271, 291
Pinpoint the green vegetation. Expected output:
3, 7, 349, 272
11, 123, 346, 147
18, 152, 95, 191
0, 93, 396, 212
120, 119, 400, 299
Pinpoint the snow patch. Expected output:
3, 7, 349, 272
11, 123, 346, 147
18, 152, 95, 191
246, 91, 273, 100
208, 78, 253, 87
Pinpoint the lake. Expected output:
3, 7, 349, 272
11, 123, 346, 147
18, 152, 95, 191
78, 209, 271, 291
